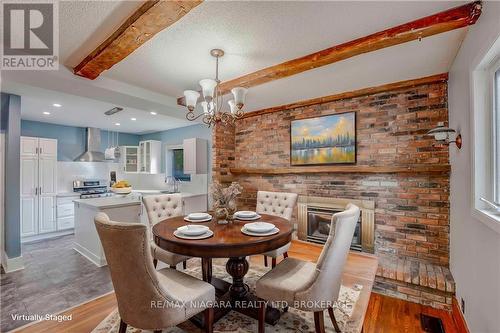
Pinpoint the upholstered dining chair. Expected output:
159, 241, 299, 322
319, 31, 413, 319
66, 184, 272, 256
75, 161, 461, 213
256, 190, 298, 268
143, 194, 190, 269
255, 203, 360, 333
94, 213, 215, 333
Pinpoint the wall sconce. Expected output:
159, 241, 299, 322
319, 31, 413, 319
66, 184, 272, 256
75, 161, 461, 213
427, 122, 462, 149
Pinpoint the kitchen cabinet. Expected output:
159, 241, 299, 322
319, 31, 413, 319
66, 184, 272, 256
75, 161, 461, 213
183, 138, 208, 174
139, 140, 161, 174
120, 146, 139, 173
56, 195, 79, 230
20, 137, 58, 238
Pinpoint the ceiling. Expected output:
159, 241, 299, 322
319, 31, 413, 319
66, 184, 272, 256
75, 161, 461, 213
3, 1, 469, 130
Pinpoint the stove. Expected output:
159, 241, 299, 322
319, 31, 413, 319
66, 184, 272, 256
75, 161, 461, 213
73, 179, 113, 199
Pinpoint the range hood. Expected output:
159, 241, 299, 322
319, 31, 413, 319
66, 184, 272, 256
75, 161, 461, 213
74, 128, 105, 162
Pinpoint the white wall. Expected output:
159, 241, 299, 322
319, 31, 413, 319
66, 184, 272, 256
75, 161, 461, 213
449, 2, 500, 332
0, 133, 4, 259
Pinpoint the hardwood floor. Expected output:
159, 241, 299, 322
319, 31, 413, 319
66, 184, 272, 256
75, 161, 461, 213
11, 240, 464, 333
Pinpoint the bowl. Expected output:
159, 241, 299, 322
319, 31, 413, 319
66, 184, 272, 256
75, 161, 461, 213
111, 187, 132, 194
244, 222, 275, 233
177, 225, 209, 236
187, 212, 211, 220
235, 211, 258, 218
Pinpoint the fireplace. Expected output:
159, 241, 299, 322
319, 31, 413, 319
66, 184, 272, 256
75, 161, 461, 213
297, 196, 374, 253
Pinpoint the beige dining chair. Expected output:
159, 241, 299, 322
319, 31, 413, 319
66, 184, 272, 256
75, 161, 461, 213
94, 213, 215, 333
143, 194, 190, 269
256, 190, 298, 268
256, 203, 360, 333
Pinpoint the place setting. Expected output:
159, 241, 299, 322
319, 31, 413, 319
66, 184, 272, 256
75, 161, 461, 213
174, 224, 213, 240
233, 210, 261, 221
183, 212, 213, 223
241, 221, 279, 236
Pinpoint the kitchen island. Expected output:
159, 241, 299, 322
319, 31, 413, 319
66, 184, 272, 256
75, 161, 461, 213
73, 196, 142, 267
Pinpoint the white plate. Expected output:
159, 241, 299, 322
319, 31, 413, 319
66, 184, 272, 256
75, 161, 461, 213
241, 227, 279, 237
235, 210, 258, 218
184, 216, 213, 223
233, 214, 261, 221
244, 222, 275, 233
188, 212, 211, 220
174, 229, 214, 240
177, 225, 209, 236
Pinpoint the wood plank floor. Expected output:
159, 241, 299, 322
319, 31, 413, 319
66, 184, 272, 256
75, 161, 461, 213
11, 240, 464, 333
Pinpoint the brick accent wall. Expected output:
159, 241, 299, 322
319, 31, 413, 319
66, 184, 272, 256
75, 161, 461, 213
212, 81, 451, 307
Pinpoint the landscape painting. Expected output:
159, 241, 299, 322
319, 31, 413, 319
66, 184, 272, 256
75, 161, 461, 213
291, 112, 356, 165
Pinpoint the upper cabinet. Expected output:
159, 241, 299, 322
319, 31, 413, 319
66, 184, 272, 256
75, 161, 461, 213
139, 140, 161, 174
183, 138, 208, 174
38, 138, 57, 157
120, 146, 139, 173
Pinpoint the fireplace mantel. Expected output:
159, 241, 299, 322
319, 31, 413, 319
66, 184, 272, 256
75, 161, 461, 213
297, 195, 375, 253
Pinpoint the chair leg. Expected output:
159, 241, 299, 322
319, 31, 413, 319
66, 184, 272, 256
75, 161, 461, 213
153, 259, 158, 268
170, 264, 176, 270
283, 306, 288, 313
314, 311, 325, 333
271, 258, 277, 268
328, 307, 341, 332
283, 252, 288, 259
153, 331, 162, 333
264, 255, 268, 267
118, 319, 127, 333
183, 260, 187, 269
204, 307, 214, 333
258, 302, 266, 333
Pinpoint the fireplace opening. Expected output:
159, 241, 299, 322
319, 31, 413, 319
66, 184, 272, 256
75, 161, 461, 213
306, 206, 363, 252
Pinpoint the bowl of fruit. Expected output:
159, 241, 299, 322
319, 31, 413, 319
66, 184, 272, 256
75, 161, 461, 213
111, 180, 132, 194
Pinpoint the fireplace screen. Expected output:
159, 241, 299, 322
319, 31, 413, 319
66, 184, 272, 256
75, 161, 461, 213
307, 206, 362, 251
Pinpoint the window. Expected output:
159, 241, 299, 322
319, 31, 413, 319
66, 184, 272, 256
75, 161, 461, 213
172, 149, 190, 181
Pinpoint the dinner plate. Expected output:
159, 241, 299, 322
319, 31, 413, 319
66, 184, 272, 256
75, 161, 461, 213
187, 212, 211, 220
234, 210, 258, 218
233, 214, 261, 221
241, 227, 279, 237
184, 216, 213, 223
177, 225, 209, 236
244, 222, 275, 233
174, 229, 214, 240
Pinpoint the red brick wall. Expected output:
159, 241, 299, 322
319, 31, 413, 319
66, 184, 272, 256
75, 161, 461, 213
213, 81, 450, 266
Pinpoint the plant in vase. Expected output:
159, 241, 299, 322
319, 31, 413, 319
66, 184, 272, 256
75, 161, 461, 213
210, 181, 242, 224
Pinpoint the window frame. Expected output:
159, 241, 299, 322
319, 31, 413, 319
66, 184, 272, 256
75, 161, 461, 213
165, 144, 191, 183
172, 148, 191, 182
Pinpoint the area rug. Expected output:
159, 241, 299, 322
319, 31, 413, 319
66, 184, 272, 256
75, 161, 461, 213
92, 259, 362, 333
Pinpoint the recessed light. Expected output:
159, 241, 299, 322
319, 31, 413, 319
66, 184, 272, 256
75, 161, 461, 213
52, 103, 62, 108
115, 123, 121, 126
130, 117, 137, 121
43, 111, 51, 115
150, 111, 157, 115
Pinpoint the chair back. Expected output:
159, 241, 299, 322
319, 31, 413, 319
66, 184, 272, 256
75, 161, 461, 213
94, 213, 180, 329
296, 203, 360, 307
143, 193, 183, 229
256, 191, 298, 221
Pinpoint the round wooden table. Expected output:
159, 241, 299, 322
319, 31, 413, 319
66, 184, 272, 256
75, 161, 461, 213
152, 213, 292, 325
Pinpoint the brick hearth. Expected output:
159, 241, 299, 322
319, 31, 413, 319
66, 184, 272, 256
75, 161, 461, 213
212, 78, 453, 309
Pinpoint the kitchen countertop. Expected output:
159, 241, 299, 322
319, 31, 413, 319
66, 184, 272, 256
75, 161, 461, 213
57, 192, 80, 198
74, 196, 141, 209
132, 190, 207, 198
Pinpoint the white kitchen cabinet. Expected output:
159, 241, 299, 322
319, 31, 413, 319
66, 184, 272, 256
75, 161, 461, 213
139, 140, 161, 174
120, 146, 139, 173
183, 138, 208, 174
20, 136, 58, 239
56, 195, 79, 230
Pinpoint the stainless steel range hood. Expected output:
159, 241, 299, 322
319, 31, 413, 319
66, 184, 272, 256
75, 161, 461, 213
74, 128, 105, 162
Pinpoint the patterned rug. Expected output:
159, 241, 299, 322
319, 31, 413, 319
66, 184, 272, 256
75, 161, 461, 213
92, 259, 362, 333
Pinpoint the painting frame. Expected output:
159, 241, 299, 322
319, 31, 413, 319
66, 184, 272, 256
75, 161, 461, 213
290, 111, 357, 166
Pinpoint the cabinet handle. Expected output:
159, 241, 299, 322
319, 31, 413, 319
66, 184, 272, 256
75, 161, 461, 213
35, 147, 38, 154
39, 186, 42, 194
35, 187, 38, 195
40, 148, 42, 154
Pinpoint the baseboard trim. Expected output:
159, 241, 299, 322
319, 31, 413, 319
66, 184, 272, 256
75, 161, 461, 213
452, 297, 470, 333
1, 252, 24, 273
22, 230, 74, 244
73, 242, 107, 267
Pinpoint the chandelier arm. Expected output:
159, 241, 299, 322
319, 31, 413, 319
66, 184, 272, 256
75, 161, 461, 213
186, 111, 205, 121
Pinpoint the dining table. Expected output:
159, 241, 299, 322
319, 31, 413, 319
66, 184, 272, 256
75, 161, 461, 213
152, 213, 293, 326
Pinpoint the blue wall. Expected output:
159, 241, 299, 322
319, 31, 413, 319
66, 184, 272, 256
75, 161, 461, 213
140, 124, 212, 174
2, 93, 22, 259
21, 120, 140, 161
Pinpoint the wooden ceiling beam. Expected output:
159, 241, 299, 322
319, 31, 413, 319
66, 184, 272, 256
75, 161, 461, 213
178, 1, 481, 106
74, 0, 202, 80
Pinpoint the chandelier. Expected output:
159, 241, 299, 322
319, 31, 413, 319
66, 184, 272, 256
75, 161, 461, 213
183, 49, 248, 127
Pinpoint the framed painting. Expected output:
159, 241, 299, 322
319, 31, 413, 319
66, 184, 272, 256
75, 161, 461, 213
290, 112, 356, 165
